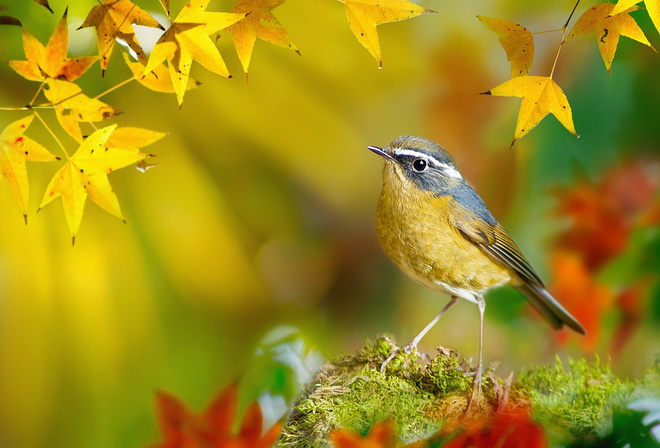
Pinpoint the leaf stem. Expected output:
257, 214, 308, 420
550, 0, 581, 79
32, 108, 69, 160
532, 28, 564, 36
94, 76, 135, 99
28, 82, 45, 106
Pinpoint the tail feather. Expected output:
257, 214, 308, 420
517, 283, 586, 335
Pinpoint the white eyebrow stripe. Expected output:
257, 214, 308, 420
392, 147, 463, 179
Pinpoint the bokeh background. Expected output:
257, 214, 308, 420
0, 0, 659, 447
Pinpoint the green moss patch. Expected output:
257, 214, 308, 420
275, 338, 660, 447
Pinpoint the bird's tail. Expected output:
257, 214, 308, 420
517, 283, 586, 334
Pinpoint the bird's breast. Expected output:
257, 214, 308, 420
375, 179, 511, 297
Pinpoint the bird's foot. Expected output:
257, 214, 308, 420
380, 342, 428, 373
465, 362, 483, 414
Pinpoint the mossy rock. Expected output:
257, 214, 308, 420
275, 337, 660, 447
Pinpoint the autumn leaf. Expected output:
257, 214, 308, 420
122, 51, 200, 94
8, 9, 97, 82
38, 124, 155, 243
331, 420, 397, 448
611, 0, 660, 38
339, 0, 435, 67
43, 78, 123, 143
143, 0, 246, 106
483, 76, 577, 145
0, 15, 21, 26
552, 161, 660, 271
33, 0, 53, 13
80, 0, 164, 77
149, 384, 282, 448
227, 0, 300, 75
548, 250, 614, 350
566, 3, 655, 74
441, 408, 547, 448
478, 16, 534, 78
0, 116, 58, 221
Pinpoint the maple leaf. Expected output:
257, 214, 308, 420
122, 51, 201, 94
611, 0, 660, 38
552, 161, 660, 271
227, 0, 300, 75
478, 16, 535, 78
339, 0, 436, 68
567, 3, 656, 74
441, 408, 547, 448
80, 0, 164, 77
149, 384, 282, 448
33, 0, 53, 13
143, 0, 246, 106
43, 78, 123, 143
331, 420, 397, 448
8, 9, 97, 82
0, 116, 58, 221
548, 250, 613, 350
38, 124, 154, 243
483, 76, 577, 145
0, 15, 21, 26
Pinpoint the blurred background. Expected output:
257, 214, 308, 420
0, 0, 658, 447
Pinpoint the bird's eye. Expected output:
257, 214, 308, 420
412, 158, 427, 172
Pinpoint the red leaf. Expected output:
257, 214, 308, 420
148, 385, 281, 448
442, 408, 547, 448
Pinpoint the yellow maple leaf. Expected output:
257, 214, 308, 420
478, 16, 534, 78
567, 3, 655, 74
339, 0, 435, 67
39, 124, 158, 243
122, 51, 200, 94
0, 116, 58, 221
43, 79, 123, 143
227, 0, 300, 75
484, 76, 577, 145
143, 0, 246, 106
80, 0, 164, 77
8, 9, 97, 82
610, 0, 660, 36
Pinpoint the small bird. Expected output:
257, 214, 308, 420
367, 136, 585, 410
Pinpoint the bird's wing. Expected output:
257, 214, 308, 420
452, 212, 545, 288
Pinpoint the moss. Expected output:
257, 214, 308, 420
275, 338, 660, 447
517, 356, 660, 446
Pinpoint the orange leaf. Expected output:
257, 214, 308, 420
43, 79, 123, 143
149, 384, 282, 448
567, 3, 655, 74
547, 251, 614, 350
553, 160, 659, 270
484, 76, 577, 145
442, 408, 547, 448
38, 124, 151, 243
0, 116, 58, 219
227, 0, 299, 75
80, 0, 163, 76
8, 9, 97, 82
478, 16, 535, 78
609, 279, 652, 356
338, 0, 435, 68
331, 420, 396, 448
143, 0, 246, 106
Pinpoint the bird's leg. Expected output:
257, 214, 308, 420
466, 295, 486, 414
381, 297, 459, 373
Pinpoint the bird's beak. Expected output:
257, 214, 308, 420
367, 145, 395, 161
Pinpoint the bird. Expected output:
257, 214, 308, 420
367, 136, 585, 411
